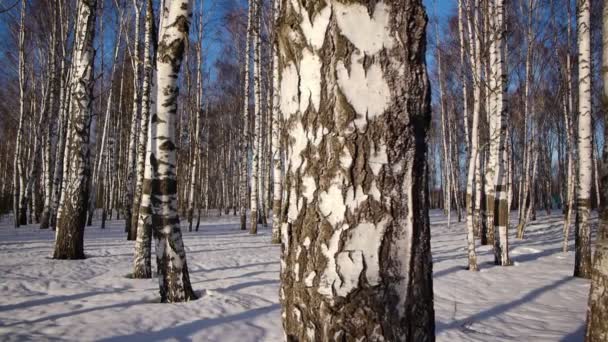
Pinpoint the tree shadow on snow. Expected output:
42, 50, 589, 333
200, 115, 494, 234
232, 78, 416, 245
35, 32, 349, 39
560, 324, 585, 342
436, 276, 573, 334
0, 289, 129, 312
1, 299, 150, 328
96, 304, 280, 342
216, 279, 279, 292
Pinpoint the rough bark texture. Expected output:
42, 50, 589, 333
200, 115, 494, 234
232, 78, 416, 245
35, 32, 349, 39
562, 1, 575, 253
132, 0, 155, 279
271, 0, 283, 244
13, 0, 26, 228
574, 0, 592, 279
278, 1, 434, 340
585, 1, 608, 338
125, 1, 143, 241
240, 0, 254, 231
142, 0, 196, 302
250, 0, 261, 235
490, 0, 510, 266
586, 241, 608, 341
53, 0, 97, 260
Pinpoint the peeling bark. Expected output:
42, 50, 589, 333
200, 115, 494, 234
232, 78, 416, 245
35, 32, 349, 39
278, 1, 434, 340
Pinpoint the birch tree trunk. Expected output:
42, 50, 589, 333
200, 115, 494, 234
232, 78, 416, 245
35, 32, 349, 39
50, 1, 72, 230
13, 0, 26, 228
250, 0, 261, 235
125, 1, 142, 241
574, 0, 592, 279
53, 0, 97, 260
270, 0, 282, 244
143, 0, 196, 301
585, 2, 608, 335
40, 7, 58, 230
435, 19, 451, 228
188, 5, 203, 232
562, 1, 575, 252
240, 0, 254, 231
465, 0, 481, 271
132, 0, 155, 279
279, 1, 434, 339
492, 0, 510, 266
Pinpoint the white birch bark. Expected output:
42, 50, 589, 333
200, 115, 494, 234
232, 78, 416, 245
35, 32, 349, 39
240, 0, 254, 231
188, 4, 203, 232
492, 0, 510, 266
144, 0, 196, 301
562, 1, 575, 252
271, 0, 282, 244
40, 7, 58, 229
125, 1, 143, 240
249, 0, 261, 234
132, 0, 155, 279
53, 0, 97, 260
13, 0, 26, 228
574, 0, 592, 279
585, 1, 608, 336
279, 1, 434, 339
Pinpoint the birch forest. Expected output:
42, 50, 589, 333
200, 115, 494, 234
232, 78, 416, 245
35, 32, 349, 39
0, 0, 608, 340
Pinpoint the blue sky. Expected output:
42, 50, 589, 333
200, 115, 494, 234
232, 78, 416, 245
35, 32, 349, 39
0, 0, 456, 86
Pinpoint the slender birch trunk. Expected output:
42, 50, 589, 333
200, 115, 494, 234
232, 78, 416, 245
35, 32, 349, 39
562, 1, 575, 252
40, 8, 58, 229
249, 0, 261, 235
50, 0, 72, 230
516, 0, 535, 239
492, 0, 510, 266
188, 5, 203, 232
574, 0, 592, 279
240, 0, 254, 231
53, 0, 97, 260
270, 0, 282, 244
585, 1, 608, 336
125, 1, 142, 241
435, 18, 451, 228
132, 0, 155, 279
13, 0, 27, 228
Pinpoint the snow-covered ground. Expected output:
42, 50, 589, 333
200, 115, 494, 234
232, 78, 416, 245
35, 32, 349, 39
0, 210, 589, 341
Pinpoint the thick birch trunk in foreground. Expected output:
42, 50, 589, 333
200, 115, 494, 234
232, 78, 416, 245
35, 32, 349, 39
53, 0, 97, 260
279, 1, 434, 340
574, 0, 592, 279
585, 1, 608, 338
143, 0, 196, 301
132, 0, 155, 279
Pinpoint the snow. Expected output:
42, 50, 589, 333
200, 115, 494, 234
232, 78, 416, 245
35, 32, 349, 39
0, 210, 590, 341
